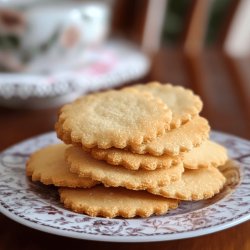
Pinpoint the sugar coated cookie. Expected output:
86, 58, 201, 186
90, 147, 180, 170
66, 146, 184, 190
26, 144, 97, 188
55, 89, 172, 149
183, 140, 228, 169
124, 82, 202, 128
59, 186, 178, 218
130, 116, 210, 156
148, 167, 226, 200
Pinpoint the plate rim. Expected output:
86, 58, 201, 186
0, 130, 249, 242
0, 202, 250, 242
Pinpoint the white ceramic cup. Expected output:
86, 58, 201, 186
0, 0, 110, 72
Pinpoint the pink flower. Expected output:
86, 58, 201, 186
60, 25, 81, 49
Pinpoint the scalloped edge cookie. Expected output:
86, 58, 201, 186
55, 89, 172, 149
26, 144, 98, 188
183, 140, 228, 169
59, 186, 178, 218
129, 116, 210, 156
90, 147, 181, 170
65, 146, 184, 190
123, 82, 203, 128
148, 167, 226, 200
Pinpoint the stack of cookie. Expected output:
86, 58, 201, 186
26, 82, 228, 218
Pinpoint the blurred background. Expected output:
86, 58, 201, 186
0, 0, 250, 152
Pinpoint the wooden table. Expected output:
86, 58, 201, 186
0, 48, 249, 250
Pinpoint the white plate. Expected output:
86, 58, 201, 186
0, 131, 249, 242
0, 40, 150, 108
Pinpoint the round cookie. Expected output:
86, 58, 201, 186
183, 140, 228, 169
129, 116, 210, 156
90, 147, 180, 171
123, 82, 203, 128
148, 167, 226, 200
26, 144, 98, 188
59, 186, 178, 218
55, 89, 172, 149
65, 146, 184, 190
90, 140, 226, 171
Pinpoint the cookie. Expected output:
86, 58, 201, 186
65, 146, 184, 190
183, 140, 228, 169
59, 186, 178, 218
129, 116, 210, 156
90, 147, 180, 171
148, 167, 226, 200
26, 144, 98, 188
124, 82, 203, 128
55, 89, 172, 149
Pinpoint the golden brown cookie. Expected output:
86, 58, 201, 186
59, 186, 178, 218
183, 140, 228, 169
55, 89, 172, 149
90, 147, 180, 171
65, 146, 184, 190
129, 116, 210, 156
124, 82, 203, 128
26, 144, 98, 188
148, 167, 226, 200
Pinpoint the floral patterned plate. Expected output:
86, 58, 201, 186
0, 131, 249, 242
